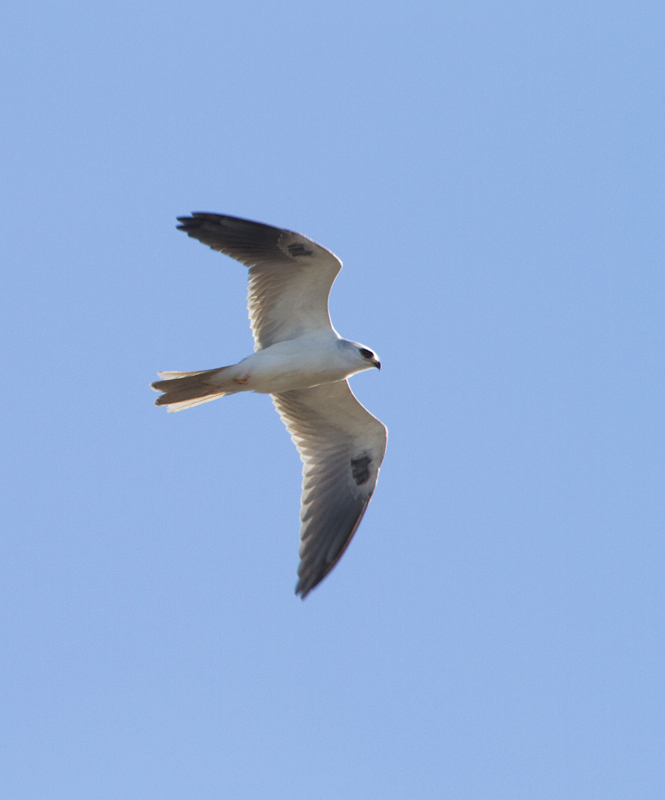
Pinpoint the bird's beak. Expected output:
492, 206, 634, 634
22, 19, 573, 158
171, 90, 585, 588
374, 359, 381, 370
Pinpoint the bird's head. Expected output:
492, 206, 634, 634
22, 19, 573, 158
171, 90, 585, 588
339, 340, 381, 372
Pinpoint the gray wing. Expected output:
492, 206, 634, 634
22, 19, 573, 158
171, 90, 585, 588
272, 380, 387, 598
177, 213, 342, 350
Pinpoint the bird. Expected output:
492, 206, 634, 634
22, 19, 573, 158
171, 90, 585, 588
152, 213, 387, 598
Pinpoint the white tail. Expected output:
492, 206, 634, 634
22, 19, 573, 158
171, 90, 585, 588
151, 367, 234, 412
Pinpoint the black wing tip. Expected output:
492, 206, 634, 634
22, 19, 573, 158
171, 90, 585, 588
176, 212, 289, 234
294, 560, 338, 599
176, 212, 221, 232
295, 567, 329, 599
294, 500, 374, 600
295, 578, 316, 600
175, 212, 298, 257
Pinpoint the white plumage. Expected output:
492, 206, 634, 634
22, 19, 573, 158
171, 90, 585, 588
152, 213, 387, 597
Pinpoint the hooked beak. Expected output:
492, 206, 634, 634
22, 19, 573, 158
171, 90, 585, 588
373, 359, 381, 370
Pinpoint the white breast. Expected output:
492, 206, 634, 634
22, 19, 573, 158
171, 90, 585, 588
241, 337, 359, 394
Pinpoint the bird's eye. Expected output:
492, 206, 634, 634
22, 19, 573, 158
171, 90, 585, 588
359, 348, 374, 359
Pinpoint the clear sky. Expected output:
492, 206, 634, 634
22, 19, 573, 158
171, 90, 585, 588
2, 1, 664, 797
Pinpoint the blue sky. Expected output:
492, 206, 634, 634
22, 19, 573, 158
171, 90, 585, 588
2, 1, 664, 797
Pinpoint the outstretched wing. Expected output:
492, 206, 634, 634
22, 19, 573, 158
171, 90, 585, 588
177, 213, 342, 350
272, 380, 387, 598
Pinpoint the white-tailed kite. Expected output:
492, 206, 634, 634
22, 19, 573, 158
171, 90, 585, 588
152, 214, 387, 598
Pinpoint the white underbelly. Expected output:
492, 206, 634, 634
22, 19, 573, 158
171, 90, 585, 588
240, 346, 351, 394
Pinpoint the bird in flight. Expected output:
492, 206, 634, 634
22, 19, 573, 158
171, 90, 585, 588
152, 213, 387, 598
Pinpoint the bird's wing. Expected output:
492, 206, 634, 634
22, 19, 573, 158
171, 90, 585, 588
272, 380, 387, 598
177, 213, 342, 350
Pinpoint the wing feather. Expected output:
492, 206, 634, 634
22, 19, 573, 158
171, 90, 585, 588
176, 213, 342, 349
272, 381, 387, 598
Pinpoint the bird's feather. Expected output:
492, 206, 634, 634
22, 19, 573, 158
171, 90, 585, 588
272, 380, 387, 598
176, 213, 342, 350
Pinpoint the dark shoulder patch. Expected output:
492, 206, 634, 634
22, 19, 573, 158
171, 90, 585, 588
350, 454, 372, 486
287, 242, 314, 257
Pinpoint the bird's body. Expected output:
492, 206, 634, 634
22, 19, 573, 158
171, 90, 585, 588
211, 333, 375, 395
152, 213, 386, 597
